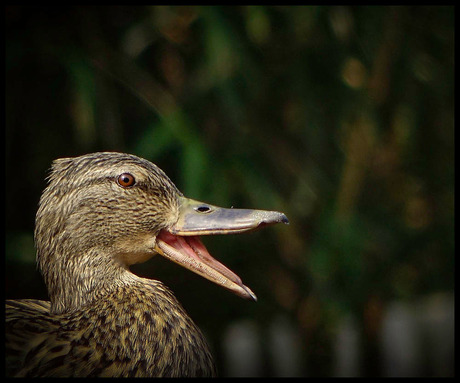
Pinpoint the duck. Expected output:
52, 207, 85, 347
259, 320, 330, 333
5, 152, 288, 377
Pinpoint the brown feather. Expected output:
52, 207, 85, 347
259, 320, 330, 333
5, 153, 216, 377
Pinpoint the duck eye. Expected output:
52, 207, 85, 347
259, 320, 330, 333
195, 205, 212, 213
117, 173, 135, 188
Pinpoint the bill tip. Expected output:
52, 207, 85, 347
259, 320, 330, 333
242, 285, 258, 302
281, 213, 289, 224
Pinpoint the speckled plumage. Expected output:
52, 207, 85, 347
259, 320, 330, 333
6, 280, 215, 377
6, 152, 216, 377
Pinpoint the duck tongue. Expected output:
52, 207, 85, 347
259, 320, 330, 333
155, 230, 257, 301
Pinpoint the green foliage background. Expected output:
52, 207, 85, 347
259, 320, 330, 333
5, 6, 454, 376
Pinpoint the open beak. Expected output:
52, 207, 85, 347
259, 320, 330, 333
154, 197, 289, 301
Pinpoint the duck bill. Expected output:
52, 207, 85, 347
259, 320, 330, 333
154, 197, 289, 301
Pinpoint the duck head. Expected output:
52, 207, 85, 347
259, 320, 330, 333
35, 152, 288, 313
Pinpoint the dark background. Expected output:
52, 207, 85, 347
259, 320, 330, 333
5, 6, 454, 377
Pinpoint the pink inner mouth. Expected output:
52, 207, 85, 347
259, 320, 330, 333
155, 229, 256, 300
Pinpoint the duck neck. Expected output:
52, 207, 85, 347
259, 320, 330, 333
39, 245, 134, 315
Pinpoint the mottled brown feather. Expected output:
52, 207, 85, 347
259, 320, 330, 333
5, 152, 217, 377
